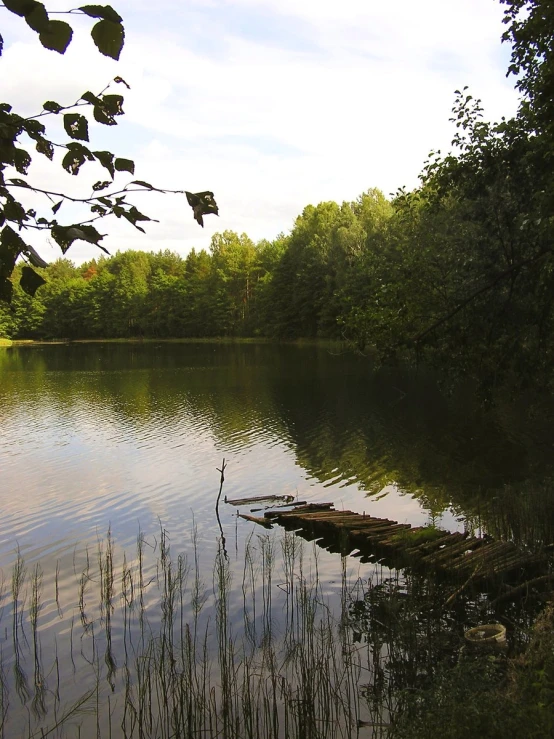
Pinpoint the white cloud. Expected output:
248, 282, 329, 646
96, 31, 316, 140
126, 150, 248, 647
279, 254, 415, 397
1, 0, 520, 264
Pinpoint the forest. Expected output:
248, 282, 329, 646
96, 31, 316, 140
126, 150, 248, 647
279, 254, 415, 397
2, 0, 554, 392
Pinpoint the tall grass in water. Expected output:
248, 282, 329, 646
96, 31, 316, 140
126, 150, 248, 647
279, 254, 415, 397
0, 529, 385, 739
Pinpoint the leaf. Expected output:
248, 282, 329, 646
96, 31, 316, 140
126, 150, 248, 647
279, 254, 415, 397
114, 76, 130, 89
92, 95, 124, 125
93, 150, 115, 178
51, 223, 105, 253
0, 225, 25, 277
79, 4, 122, 23
62, 151, 84, 175
90, 19, 124, 60
121, 205, 155, 231
25, 3, 49, 33
0, 277, 13, 304
35, 135, 54, 160
20, 266, 46, 297
62, 147, 87, 175
63, 113, 89, 141
52, 201, 62, 214
43, 100, 63, 113
50, 226, 72, 253
73, 224, 104, 244
101, 94, 124, 116
114, 157, 134, 175
23, 118, 46, 137
2, 199, 27, 224
92, 180, 111, 191
185, 191, 219, 227
7, 178, 31, 188
130, 180, 155, 190
80, 91, 102, 106
13, 148, 31, 174
93, 105, 116, 126
39, 20, 73, 54
23, 244, 48, 269
3, 0, 38, 18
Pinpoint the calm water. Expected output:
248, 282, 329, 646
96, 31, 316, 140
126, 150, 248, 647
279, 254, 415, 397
0, 342, 551, 736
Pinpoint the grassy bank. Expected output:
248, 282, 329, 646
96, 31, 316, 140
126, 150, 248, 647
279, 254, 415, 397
0, 337, 12, 347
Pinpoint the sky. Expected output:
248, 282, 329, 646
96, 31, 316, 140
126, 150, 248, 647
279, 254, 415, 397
2, 0, 521, 265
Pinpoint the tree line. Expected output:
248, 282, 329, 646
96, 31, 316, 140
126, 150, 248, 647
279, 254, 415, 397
0, 187, 392, 342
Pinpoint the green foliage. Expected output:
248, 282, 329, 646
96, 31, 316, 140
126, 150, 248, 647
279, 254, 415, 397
393, 604, 554, 738
501, 0, 554, 136
0, 3, 218, 306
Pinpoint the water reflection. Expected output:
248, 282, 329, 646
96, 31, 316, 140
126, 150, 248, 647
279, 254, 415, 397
1, 342, 554, 558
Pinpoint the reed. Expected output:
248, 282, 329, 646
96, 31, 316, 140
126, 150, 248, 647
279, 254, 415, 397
0, 528, 391, 738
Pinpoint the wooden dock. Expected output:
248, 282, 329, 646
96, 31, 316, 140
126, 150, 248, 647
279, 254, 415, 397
240, 503, 547, 583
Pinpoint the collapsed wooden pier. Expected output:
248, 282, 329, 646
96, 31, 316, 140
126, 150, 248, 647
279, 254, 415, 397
240, 502, 548, 584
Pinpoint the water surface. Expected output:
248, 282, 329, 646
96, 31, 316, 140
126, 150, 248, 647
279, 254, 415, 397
0, 342, 552, 736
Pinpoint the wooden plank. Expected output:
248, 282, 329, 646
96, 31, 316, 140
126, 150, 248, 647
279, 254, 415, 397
349, 524, 412, 540
266, 503, 335, 518
227, 494, 295, 506
239, 514, 273, 528
246, 500, 548, 590
334, 518, 399, 530
450, 541, 513, 570
416, 532, 467, 553
264, 503, 333, 518
422, 537, 487, 566
275, 510, 353, 521
492, 553, 544, 577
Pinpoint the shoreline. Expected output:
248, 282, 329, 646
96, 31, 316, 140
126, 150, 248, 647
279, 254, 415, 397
3, 336, 351, 350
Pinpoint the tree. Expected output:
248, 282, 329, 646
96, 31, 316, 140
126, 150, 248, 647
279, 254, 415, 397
0, 2, 219, 305
501, 0, 554, 136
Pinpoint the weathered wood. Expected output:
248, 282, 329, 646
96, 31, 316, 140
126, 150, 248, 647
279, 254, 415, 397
250, 501, 547, 585
415, 532, 468, 554
227, 494, 294, 506
350, 524, 412, 541
486, 552, 543, 578
273, 509, 351, 521
251, 500, 307, 512
238, 514, 273, 528
264, 503, 335, 518
350, 523, 410, 536
450, 541, 514, 572
492, 574, 554, 604
422, 537, 487, 566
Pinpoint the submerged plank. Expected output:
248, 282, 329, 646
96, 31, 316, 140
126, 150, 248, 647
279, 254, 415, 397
238, 514, 273, 528
226, 494, 295, 506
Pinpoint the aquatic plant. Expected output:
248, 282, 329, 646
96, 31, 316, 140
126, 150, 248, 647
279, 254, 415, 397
0, 528, 390, 738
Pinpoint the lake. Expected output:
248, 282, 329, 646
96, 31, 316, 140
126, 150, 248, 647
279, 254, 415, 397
0, 342, 552, 737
